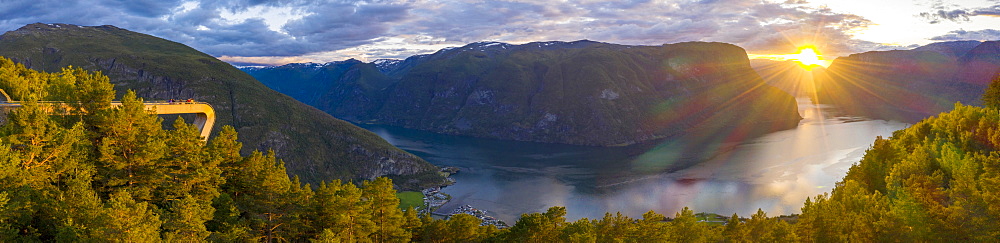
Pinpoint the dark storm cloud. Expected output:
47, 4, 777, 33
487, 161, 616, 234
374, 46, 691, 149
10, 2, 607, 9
0, 0, 410, 57
920, 4, 1000, 23
929, 29, 1000, 41
283, 2, 409, 42
0, 0, 883, 60
110, 0, 185, 17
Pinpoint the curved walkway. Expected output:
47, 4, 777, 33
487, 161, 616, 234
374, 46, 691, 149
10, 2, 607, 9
0, 100, 216, 141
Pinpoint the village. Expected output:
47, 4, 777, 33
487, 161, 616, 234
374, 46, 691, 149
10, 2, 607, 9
446, 205, 508, 228
419, 179, 508, 228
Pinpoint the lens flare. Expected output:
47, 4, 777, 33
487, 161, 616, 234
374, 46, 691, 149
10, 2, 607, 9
789, 47, 825, 70
747, 45, 831, 71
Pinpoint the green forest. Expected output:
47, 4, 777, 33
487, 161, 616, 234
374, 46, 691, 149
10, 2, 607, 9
2, 56, 1000, 242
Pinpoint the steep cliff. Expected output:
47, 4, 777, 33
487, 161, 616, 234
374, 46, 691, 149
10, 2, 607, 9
0, 23, 444, 189
248, 41, 802, 146
814, 41, 1000, 122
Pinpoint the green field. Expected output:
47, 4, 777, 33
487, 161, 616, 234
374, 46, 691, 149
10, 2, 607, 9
397, 191, 424, 210
695, 212, 728, 225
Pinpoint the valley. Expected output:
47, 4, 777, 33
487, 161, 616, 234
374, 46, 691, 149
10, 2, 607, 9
0, 18, 998, 241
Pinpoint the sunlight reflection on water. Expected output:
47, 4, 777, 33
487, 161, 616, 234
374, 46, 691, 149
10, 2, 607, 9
363, 98, 909, 223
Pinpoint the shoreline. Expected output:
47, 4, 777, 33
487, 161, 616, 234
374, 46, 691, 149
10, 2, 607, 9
417, 166, 509, 228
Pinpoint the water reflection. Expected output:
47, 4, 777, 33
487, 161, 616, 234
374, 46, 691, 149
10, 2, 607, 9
361, 98, 908, 223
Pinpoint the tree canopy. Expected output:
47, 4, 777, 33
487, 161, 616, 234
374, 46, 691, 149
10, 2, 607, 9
3, 56, 1000, 242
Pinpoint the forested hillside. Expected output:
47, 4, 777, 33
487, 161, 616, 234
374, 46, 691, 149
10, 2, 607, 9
5, 46, 1000, 241
0, 23, 444, 189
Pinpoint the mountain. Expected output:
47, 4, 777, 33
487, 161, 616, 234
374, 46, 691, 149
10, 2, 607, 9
245, 40, 802, 146
241, 60, 365, 106
0, 23, 444, 189
814, 40, 1000, 122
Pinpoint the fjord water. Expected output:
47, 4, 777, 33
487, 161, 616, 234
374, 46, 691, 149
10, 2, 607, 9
362, 98, 908, 223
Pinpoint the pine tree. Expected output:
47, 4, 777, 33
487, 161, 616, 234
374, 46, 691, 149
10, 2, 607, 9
208, 125, 243, 173
723, 213, 745, 242
635, 210, 668, 241
98, 190, 163, 242
559, 218, 596, 242
159, 117, 222, 204
0, 97, 83, 187
444, 213, 483, 242
503, 206, 568, 242
363, 177, 409, 242
310, 180, 375, 242
402, 207, 423, 240
982, 74, 1000, 109
669, 207, 711, 242
226, 150, 294, 242
162, 195, 214, 242
593, 212, 633, 242
206, 193, 253, 242
95, 90, 168, 201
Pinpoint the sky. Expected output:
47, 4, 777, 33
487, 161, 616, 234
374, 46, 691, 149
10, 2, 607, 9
0, 0, 998, 66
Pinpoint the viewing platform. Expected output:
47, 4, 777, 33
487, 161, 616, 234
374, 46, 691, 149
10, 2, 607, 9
0, 90, 216, 141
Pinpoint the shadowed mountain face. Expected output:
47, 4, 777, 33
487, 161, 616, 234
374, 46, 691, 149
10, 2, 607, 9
245, 41, 802, 146
814, 40, 1000, 122
0, 23, 444, 189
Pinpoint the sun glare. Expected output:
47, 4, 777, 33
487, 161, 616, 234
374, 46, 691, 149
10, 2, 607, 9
747, 45, 831, 71
787, 47, 827, 70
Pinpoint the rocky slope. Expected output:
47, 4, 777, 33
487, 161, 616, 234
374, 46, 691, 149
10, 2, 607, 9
246, 41, 802, 146
0, 23, 444, 189
814, 40, 1000, 122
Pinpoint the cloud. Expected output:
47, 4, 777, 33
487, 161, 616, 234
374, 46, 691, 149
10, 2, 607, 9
0, 0, 881, 63
391, 0, 877, 56
929, 29, 1000, 41
0, 0, 410, 57
920, 4, 1000, 24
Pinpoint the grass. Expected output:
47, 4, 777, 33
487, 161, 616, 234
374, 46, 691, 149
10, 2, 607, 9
397, 191, 424, 210
695, 212, 728, 225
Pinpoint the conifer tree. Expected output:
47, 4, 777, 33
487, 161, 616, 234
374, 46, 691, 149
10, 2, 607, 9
162, 195, 214, 242
401, 207, 423, 240
205, 193, 252, 242
310, 180, 375, 242
503, 206, 568, 242
635, 210, 668, 241
559, 218, 596, 242
982, 74, 1000, 109
669, 207, 714, 242
723, 213, 745, 242
50, 171, 105, 242
160, 117, 222, 204
208, 125, 243, 173
99, 190, 163, 242
95, 91, 168, 201
227, 150, 294, 242
363, 177, 409, 242
0, 97, 83, 187
593, 212, 633, 242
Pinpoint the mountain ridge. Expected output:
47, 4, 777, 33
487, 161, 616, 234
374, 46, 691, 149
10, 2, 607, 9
244, 40, 802, 146
0, 23, 445, 189
814, 40, 1000, 122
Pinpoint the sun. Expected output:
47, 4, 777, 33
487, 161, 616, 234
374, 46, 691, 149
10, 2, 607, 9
787, 46, 827, 70
746, 45, 832, 71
